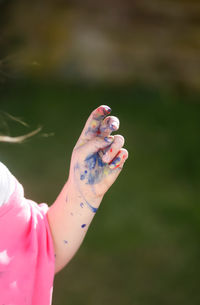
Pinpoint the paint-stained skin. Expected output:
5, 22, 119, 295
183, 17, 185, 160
73, 150, 122, 213
99, 117, 119, 134
100, 139, 113, 157
104, 136, 113, 143
78, 152, 112, 185
85, 200, 98, 213
85, 106, 112, 136
109, 156, 121, 169
71, 105, 127, 221
81, 224, 86, 228
73, 163, 99, 213
73, 138, 124, 213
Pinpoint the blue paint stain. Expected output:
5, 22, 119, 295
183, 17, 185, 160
104, 136, 113, 143
85, 201, 98, 213
74, 163, 80, 170
97, 155, 105, 167
64, 240, 68, 244
88, 172, 95, 184
80, 202, 84, 208
110, 123, 117, 131
80, 170, 89, 180
83, 152, 107, 185
85, 154, 97, 170
81, 224, 86, 228
111, 156, 121, 166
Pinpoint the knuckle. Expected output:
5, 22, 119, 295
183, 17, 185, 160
115, 135, 125, 146
110, 116, 120, 124
94, 137, 104, 148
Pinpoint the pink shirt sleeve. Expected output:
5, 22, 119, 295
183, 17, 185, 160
0, 167, 55, 305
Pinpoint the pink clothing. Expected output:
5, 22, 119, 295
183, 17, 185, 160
0, 176, 55, 305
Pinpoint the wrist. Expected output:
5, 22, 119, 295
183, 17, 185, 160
66, 178, 104, 212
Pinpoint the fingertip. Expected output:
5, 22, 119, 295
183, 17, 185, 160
95, 105, 112, 118
101, 105, 112, 115
109, 148, 128, 170
109, 117, 120, 131
122, 149, 129, 161
76, 106, 112, 147
100, 116, 120, 136
110, 121, 119, 131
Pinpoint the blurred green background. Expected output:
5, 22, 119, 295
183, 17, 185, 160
0, 1, 200, 305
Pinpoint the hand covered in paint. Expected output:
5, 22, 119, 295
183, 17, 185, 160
68, 105, 128, 211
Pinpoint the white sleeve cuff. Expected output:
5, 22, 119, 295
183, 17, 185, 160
0, 162, 16, 207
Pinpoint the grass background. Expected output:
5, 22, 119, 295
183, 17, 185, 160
0, 81, 200, 305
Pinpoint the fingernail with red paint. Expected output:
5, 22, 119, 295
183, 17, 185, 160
102, 105, 112, 115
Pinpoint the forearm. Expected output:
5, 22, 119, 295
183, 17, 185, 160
47, 179, 103, 273
47, 105, 128, 274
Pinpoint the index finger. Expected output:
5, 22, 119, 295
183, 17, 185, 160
75, 105, 112, 147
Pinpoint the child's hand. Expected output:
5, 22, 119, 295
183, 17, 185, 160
48, 105, 128, 272
68, 105, 128, 212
